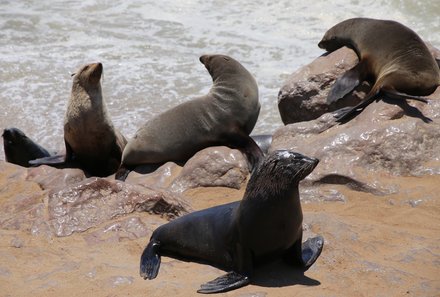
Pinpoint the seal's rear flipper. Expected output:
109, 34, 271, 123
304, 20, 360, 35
382, 88, 429, 103
140, 240, 161, 280
224, 130, 264, 172
115, 165, 131, 181
197, 271, 250, 294
29, 154, 66, 166
327, 61, 366, 104
241, 136, 264, 173
301, 235, 324, 270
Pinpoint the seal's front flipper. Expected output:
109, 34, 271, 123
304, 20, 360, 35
301, 235, 324, 270
327, 62, 365, 104
436, 58, 440, 69
29, 154, 66, 166
334, 89, 379, 123
140, 240, 161, 280
197, 271, 250, 294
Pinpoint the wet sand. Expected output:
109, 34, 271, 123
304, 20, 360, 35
1, 169, 439, 297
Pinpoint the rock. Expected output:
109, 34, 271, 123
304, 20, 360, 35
26, 165, 86, 191
278, 45, 440, 124
274, 43, 440, 195
272, 86, 440, 195
125, 162, 182, 190
0, 160, 192, 238
48, 177, 191, 237
169, 146, 249, 193
278, 47, 366, 124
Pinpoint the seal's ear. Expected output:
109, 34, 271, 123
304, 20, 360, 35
70, 73, 76, 77
223, 56, 230, 61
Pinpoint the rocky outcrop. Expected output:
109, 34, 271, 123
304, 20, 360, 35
0, 162, 191, 237
273, 45, 440, 196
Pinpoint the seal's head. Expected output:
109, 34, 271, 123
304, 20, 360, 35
246, 150, 319, 197
2, 128, 28, 147
72, 62, 103, 87
265, 150, 319, 182
199, 54, 245, 81
318, 18, 360, 52
2, 127, 50, 166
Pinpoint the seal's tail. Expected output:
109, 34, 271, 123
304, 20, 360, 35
140, 240, 161, 280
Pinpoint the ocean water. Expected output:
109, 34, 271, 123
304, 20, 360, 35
1, 0, 439, 160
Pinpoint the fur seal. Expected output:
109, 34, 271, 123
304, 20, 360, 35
318, 18, 440, 122
139, 150, 324, 294
116, 54, 263, 181
2, 127, 51, 167
31, 62, 127, 176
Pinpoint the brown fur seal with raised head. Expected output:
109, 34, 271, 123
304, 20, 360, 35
2, 127, 51, 167
31, 63, 127, 176
116, 54, 263, 180
318, 18, 440, 122
139, 150, 324, 294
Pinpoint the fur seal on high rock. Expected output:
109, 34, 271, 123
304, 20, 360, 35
31, 62, 127, 176
116, 54, 263, 181
2, 127, 51, 167
139, 150, 324, 294
318, 18, 440, 123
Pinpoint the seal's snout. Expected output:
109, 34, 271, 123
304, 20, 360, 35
199, 55, 209, 65
2, 128, 21, 141
88, 62, 103, 83
92, 62, 103, 75
306, 157, 319, 170
318, 40, 325, 49
2, 129, 9, 139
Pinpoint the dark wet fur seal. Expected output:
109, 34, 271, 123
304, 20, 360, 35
31, 63, 127, 177
116, 54, 263, 181
139, 150, 324, 294
318, 18, 440, 123
2, 128, 51, 167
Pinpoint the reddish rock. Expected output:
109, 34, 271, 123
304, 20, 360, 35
0, 160, 192, 238
125, 162, 182, 190
272, 87, 440, 195
169, 146, 249, 193
26, 165, 86, 191
48, 178, 191, 237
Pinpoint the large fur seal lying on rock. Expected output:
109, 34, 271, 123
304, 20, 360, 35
139, 150, 324, 294
116, 54, 263, 181
318, 18, 440, 123
2, 127, 51, 167
31, 62, 127, 177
